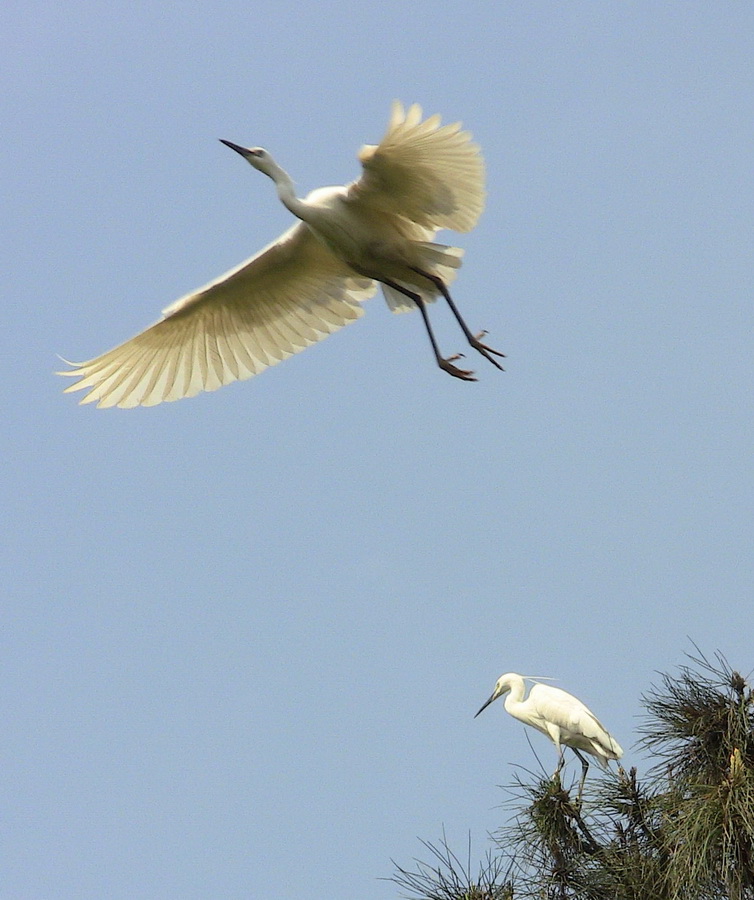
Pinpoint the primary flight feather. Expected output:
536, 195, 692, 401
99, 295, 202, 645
59, 102, 503, 408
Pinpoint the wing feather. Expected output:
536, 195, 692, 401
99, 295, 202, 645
348, 101, 485, 233
530, 684, 623, 760
60, 223, 376, 408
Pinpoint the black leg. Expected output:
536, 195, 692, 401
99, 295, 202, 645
572, 749, 590, 799
409, 267, 505, 370
380, 278, 476, 381
553, 746, 564, 779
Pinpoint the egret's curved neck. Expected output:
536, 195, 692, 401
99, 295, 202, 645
266, 161, 309, 221
503, 676, 527, 713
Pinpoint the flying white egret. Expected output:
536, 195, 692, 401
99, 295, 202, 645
474, 673, 623, 795
59, 102, 503, 408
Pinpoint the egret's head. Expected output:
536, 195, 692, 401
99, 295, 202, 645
474, 674, 513, 718
220, 140, 278, 177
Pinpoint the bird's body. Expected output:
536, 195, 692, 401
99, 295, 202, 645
60, 102, 502, 408
475, 673, 623, 794
289, 185, 457, 291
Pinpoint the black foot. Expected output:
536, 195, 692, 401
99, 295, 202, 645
439, 354, 477, 382
470, 330, 506, 370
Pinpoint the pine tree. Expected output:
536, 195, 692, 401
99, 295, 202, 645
389, 651, 754, 900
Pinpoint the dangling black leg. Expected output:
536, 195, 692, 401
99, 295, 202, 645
409, 267, 505, 370
380, 278, 476, 381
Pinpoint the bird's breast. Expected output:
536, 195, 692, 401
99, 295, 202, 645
307, 212, 391, 268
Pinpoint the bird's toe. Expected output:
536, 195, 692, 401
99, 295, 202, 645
470, 332, 506, 370
439, 357, 478, 381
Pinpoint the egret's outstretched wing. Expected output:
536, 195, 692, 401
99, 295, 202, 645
59, 223, 376, 408
348, 101, 485, 233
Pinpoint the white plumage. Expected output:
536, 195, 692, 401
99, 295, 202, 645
60, 102, 502, 409
475, 672, 623, 794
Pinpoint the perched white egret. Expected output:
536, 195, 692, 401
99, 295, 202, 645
59, 102, 503, 408
475, 673, 623, 795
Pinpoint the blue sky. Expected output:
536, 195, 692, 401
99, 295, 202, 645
5, 3, 754, 898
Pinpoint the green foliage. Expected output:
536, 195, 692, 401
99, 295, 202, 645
639, 649, 754, 900
388, 831, 514, 900
389, 651, 754, 900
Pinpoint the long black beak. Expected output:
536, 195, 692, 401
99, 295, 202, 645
474, 692, 497, 718
220, 139, 250, 157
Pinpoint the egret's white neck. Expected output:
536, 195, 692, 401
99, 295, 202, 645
503, 676, 527, 712
265, 161, 309, 221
